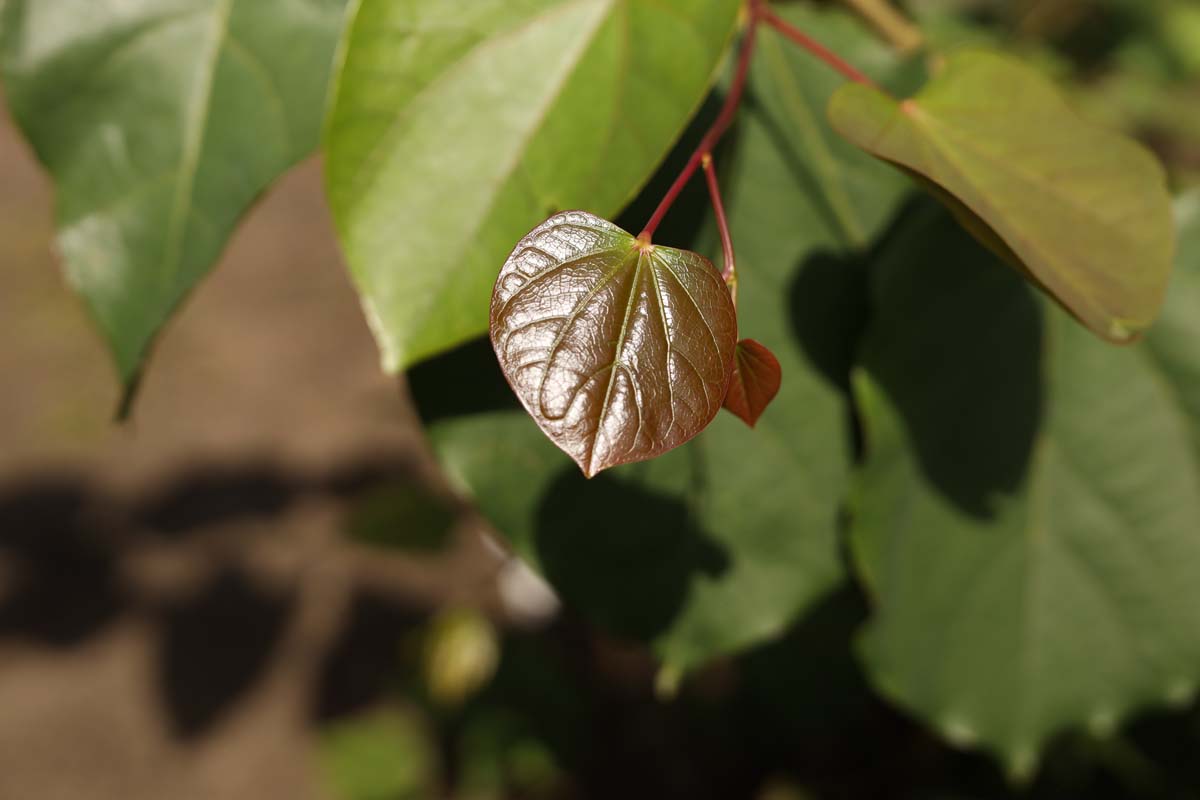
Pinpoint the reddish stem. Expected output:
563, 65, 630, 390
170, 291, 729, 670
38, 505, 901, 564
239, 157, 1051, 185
761, 7, 877, 87
639, 5, 761, 241
701, 153, 737, 303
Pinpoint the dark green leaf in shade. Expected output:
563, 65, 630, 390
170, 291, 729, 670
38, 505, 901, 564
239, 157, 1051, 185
849, 198, 1200, 777
829, 50, 1176, 343
490, 211, 737, 477
409, 6, 914, 673
0, 0, 347, 392
324, 0, 742, 373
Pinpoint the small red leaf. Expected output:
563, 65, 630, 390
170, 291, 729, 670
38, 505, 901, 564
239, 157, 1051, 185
491, 211, 738, 477
723, 339, 782, 427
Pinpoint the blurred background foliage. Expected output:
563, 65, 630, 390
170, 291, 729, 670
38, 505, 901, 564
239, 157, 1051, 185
1, 1, 1198, 799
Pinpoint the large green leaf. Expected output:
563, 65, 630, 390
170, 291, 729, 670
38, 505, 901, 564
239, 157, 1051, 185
829, 50, 1176, 343
407, 7, 912, 673
323, 0, 741, 373
0, 0, 347, 390
849, 198, 1200, 776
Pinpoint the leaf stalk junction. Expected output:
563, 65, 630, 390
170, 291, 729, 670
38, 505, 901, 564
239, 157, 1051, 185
638, 0, 882, 299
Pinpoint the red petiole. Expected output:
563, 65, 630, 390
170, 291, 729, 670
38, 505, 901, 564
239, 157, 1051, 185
637, 3, 759, 243
759, 7, 877, 87
638, 0, 882, 284
701, 153, 737, 303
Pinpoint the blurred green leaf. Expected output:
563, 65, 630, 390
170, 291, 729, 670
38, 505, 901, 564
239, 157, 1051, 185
320, 708, 435, 800
346, 484, 457, 554
829, 50, 1175, 343
423, 609, 499, 709
1143, 192, 1200, 449
456, 709, 565, 798
324, 0, 741, 373
849, 196, 1200, 777
409, 6, 910, 674
0, 0, 347, 393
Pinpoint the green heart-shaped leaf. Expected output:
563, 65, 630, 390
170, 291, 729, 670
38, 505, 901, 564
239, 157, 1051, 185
850, 197, 1200, 776
490, 211, 737, 477
325, 0, 742, 373
829, 50, 1175, 343
0, 0, 347, 394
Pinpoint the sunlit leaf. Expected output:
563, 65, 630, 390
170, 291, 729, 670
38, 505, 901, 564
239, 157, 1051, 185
849, 198, 1200, 776
723, 339, 781, 428
0, 0, 347, 393
325, 0, 742, 373
829, 50, 1175, 343
491, 211, 736, 477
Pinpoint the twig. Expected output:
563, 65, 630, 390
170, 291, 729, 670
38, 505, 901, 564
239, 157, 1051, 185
839, 0, 924, 54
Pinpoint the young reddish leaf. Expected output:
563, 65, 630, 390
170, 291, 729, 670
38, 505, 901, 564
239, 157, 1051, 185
490, 211, 738, 478
723, 339, 782, 427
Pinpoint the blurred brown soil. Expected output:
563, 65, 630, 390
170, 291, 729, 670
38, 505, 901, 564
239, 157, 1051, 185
0, 102, 493, 799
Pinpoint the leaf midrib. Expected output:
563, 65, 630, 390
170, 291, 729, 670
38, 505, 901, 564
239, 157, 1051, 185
760, 29, 864, 247
357, 0, 618, 365
588, 246, 646, 474
160, 0, 233, 296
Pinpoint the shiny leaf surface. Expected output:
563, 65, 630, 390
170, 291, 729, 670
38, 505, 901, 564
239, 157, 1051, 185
829, 50, 1175, 342
0, 0, 347, 389
325, 0, 742, 372
491, 211, 737, 477
723, 339, 781, 428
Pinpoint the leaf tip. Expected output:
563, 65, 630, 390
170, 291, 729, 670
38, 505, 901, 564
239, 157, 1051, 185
1106, 318, 1141, 345
114, 369, 144, 423
1005, 746, 1040, 785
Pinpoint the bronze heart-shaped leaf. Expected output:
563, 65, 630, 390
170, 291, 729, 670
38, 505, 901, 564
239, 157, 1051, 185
490, 211, 738, 477
723, 339, 782, 428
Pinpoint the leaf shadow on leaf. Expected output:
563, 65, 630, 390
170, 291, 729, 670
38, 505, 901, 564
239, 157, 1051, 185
858, 200, 1047, 519
745, 90, 867, 251
534, 469, 730, 643
410, 338, 733, 644
788, 249, 873, 397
